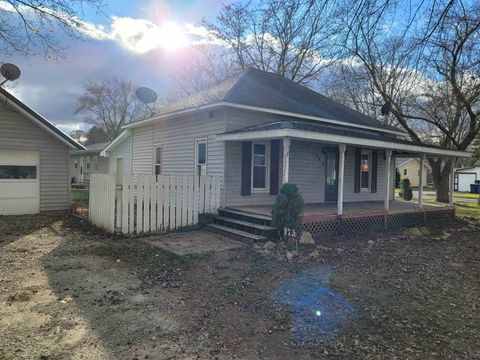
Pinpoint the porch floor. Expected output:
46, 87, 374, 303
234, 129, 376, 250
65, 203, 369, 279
229, 200, 448, 218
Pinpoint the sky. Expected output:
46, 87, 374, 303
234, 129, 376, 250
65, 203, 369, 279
3, 0, 225, 133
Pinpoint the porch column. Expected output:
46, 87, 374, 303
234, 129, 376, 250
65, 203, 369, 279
384, 149, 392, 211
449, 158, 455, 206
418, 154, 425, 208
337, 144, 346, 216
282, 137, 291, 184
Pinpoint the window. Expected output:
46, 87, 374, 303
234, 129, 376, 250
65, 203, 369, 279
86, 161, 90, 170
252, 142, 269, 191
195, 139, 207, 176
360, 150, 371, 190
404, 169, 408, 176
0, 165, 37, 179
92, 156, 98, 170
74, 161, 78, 169
154, 144, 162, 175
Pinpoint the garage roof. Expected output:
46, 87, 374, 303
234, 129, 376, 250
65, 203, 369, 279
0, 88, 85, 150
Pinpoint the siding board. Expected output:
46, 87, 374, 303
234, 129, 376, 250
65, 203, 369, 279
0, 106, 70, 211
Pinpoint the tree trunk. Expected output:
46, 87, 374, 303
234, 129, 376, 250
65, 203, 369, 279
429, 158, 452, 203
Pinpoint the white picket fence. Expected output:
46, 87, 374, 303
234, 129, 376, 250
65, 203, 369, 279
89, 174, 221, 234
88, 174, 116, 231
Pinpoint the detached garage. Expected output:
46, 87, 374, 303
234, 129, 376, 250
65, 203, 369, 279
0, 88, 84, 215
455, 161, 480, 193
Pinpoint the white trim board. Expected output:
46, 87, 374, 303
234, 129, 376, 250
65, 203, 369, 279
101, 129, 131, 157
216, 128, 470, 158
122, 101, 406, 137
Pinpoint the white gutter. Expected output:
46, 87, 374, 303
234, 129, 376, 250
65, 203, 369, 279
216, 128, 470, 158
100, 129, 131, 157
123, 101, 406, 137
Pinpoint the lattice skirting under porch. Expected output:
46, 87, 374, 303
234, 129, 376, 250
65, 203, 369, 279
301, 207, 455, 237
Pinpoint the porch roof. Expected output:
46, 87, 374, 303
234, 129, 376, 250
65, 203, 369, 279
216, 120, 470, 158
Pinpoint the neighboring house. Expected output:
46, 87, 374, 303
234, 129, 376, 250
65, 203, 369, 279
70, 142, 109, 184
101, 68, 466, 228
0, 88, 84, 215
455, 160, 480, 192
397, 158, 432, 187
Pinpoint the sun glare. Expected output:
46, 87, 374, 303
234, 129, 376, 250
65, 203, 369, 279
158, 21, 189, 51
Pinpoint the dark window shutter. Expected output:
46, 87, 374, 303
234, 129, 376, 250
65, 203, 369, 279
241, 141, 252, 196
270, 140, 280, 195
371, 149, 378, 193
354, 148, 361, 193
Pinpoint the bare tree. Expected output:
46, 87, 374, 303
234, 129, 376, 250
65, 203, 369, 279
338, 0, 480, 202
203, 0, 341, 86
169, 45, 240, 98
0, 0, 104, 57
75, 77, 149, 141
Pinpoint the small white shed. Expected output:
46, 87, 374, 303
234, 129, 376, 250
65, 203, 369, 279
455, 163, 480, 192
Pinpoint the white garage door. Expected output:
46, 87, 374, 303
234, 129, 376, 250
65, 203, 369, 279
0, 149, 40, 215
457, 173, 477, 192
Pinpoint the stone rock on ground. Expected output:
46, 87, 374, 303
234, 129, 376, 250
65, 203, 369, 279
308, 249, 320, 259
263, 241, 276, 250
406, 228, 423, 237
286, 251, 294, 262
299, 231, 315, 245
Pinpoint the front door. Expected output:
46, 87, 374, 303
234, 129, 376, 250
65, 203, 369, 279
324, 148, 339, 202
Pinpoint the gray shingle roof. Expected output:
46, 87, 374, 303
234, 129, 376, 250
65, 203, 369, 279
72, 142, 108, 154
146, 68, 402, 134
221, 119, 449, 151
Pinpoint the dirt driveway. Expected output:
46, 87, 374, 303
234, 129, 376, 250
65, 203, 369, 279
1, 215, 479, 359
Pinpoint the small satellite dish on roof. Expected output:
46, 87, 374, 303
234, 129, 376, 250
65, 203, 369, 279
0, 63, 21, 85
381, 101, 391, 115
136, 87, 158, 104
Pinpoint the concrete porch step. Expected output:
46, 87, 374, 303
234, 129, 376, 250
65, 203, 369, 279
219, 208, 272, 227
214, 216, 276, 238
206, 223, 267, 242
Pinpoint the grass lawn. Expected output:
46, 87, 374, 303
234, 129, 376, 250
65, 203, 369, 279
1, 214, 479, 359
71, 188, 89, 205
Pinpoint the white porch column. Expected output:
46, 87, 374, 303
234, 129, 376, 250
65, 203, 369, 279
418, 154, 425, 208
337, 144, 346, 216
384, 149, 392, 211
449, 158, 455, 206
282, 137, 291, 184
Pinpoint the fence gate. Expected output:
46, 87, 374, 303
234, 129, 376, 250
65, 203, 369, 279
89, 174, 221, 234
88, 174, 116, 232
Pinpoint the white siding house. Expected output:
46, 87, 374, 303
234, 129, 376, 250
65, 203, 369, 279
0, 88, 84, 215
101, 68, 468, 213
455, 162, 480, 192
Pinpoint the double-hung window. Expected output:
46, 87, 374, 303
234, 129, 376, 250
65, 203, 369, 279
360, 150, 371, 191
252, 142, 269, 192
154, 144, 162, 175
195, 139, 207, 176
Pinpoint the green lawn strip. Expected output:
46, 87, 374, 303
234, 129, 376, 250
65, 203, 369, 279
71, 189, 89, 205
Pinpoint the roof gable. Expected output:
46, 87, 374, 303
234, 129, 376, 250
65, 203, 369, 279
131, 68, 403, 135
0, 88, 84, 150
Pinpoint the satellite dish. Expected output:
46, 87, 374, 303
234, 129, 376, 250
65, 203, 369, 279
381, 102, 391, 115
136, 87, 158, 104
1, 63, 21, 82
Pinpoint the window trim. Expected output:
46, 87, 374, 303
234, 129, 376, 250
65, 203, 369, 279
194, 138, 207, 176
153, 143, 163, 175
359, 149, 371, 192
251, 141, 270, 193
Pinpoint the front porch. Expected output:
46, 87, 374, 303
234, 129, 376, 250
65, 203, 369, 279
229, 199, 445, 217
224, 200, 455, 237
